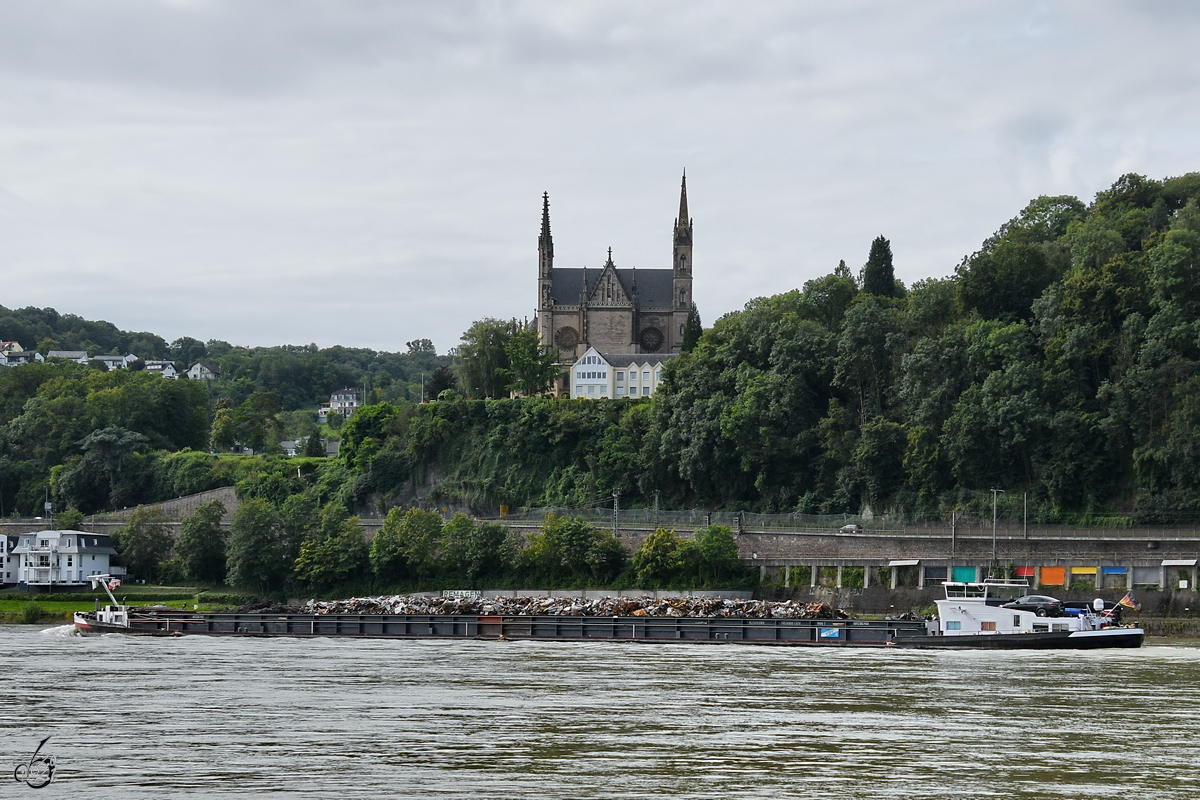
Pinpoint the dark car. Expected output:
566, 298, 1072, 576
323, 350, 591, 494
1001, 595, 1064, 617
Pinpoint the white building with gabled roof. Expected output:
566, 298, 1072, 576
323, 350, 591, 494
570, 347, 676, 399
47, 350, 90, 364
12, 529, 119, 590
143, 360, 179, 378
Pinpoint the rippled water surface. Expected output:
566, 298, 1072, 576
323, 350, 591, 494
3, 625, 1199, 798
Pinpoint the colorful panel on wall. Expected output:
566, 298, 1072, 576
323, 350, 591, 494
1040, 567, 1066, 585
1015, 567, 1034, 577
1071, 566, 1098, 575
952, 567, 978, 582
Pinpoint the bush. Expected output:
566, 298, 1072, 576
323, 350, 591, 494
20, 603, 45, 624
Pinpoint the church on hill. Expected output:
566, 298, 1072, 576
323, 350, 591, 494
535, 174, 694, 364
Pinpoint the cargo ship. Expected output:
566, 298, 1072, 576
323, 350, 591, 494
73, 577, 1143, 649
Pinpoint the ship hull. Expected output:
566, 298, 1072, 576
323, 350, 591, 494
71, 611, 1142, 649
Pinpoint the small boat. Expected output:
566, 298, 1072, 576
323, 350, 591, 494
894, 579, 1144, 649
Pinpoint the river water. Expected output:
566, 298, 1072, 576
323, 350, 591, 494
3, 625, 1198, 799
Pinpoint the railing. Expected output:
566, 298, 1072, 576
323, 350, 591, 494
498, 507, 1200, 539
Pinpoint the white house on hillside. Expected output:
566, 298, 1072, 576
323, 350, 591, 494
143, 360, 179, 379
12, 530, 119, 590
3, 349, 44, 366
570, 347, 676, 399
47, 350, 90, 364
187, 362, 220, 380
320, 388, 362, 423
93, 353, 138, 371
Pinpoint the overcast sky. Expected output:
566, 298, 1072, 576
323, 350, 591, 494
2, 1, 1198, 353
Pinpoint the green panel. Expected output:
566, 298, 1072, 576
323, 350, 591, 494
952, 567, 978, 582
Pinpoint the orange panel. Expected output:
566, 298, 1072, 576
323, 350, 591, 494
1041, 567, 1066, 586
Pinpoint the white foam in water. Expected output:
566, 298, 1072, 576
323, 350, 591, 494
40, 624, 80, 637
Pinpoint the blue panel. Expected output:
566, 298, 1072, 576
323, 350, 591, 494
1101, 567, 1128, 574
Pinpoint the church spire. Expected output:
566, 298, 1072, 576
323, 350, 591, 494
538, 191, 553, 280
673, 171, 692, 246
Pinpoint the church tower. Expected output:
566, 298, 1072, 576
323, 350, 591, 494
537, 192, 554, 345
672, 172, 693, 349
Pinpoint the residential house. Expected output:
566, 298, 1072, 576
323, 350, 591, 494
187, 362, 220, 380
143, 360, 179, 379
570, 347, 676, 399
93, 353, 138, 371
0, 341, 24, 355
47, 350, 91, 364
3, 349, 45, 367
12, 529, 119, 591
319, 388, 362, 423
280, 440, 300, 457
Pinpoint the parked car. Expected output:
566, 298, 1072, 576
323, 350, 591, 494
1001, 595, 1064, 617
840, 523, 862, 531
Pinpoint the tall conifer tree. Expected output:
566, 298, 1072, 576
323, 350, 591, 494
861, 236, 896, 297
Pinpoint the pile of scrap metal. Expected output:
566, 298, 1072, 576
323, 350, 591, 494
302, 595, 855, 620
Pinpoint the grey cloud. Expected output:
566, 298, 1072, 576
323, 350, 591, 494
1, 2, 1199, 351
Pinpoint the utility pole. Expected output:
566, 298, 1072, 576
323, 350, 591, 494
420, 373, 425, 403
653, 490, 660, 530
612, 491, 620, 537
991, 488, 1005, 571
1023, 492, 1028, 540
950, 507, 958, 560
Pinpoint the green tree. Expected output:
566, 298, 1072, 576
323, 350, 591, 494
369, 507, 444, 584
176, 500, 228, 585
77, 426, 150, 502
501, 327, 561, 396
302, 432, 325, 458
114, 506, 173, 583
689, 525, 742, 585
54, 507, 85, 531
226, 497, 285, 594
632, 528, 687, 587
462, 521, 515, 584
453, 318, 519, 399
861, 235, 897, 297
681, 302, 703, 353
521, 514, 625, 586
425, 366, 456, 399
294, 504, 370, 592
958, 241, 1055, 321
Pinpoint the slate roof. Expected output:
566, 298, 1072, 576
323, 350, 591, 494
550, 267, 675, 308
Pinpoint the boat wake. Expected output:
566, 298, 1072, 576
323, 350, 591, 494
40, 624, 81, 637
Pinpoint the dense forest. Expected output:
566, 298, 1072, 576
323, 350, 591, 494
339, 171, 1200, 524
3, 171, 1199, 529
